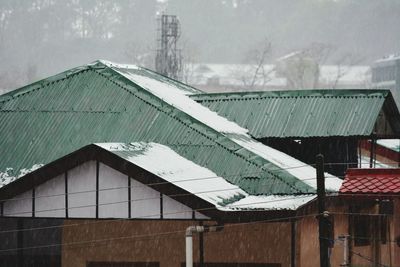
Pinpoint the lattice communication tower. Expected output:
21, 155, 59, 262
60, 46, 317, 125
155, 14, 182, 80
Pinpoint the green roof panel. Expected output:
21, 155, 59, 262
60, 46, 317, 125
191, 90, 400, 138
0, 61, 333, 196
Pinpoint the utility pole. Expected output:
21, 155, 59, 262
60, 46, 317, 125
316, 154, 330, 267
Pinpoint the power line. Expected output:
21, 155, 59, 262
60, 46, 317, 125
1, 188, 397, 236
350, 250, 389, 267
1, 211, 400, 254
1, 159, 397, 203
0, 194, 315, 234
0, 163, 332, 203
0, 213, 319, 253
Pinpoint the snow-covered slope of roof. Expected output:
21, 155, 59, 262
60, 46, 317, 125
104, 61, 343, 194
109, 64, 249, 135
97, 142, 318, 210
230, 136, 343, 192
97, 142, 246, 208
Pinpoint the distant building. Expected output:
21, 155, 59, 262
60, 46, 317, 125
372, 55, 400, 103
185, 63, 370, 93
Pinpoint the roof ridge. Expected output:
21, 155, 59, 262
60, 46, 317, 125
191, 89, 390, 102
97, 60, 204, 94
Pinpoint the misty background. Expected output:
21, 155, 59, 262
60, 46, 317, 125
0, 0, 399, 91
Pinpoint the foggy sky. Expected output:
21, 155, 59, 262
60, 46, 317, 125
0, 0, 399, 91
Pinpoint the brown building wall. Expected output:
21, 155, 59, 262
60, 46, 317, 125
296, 206, 348, 267
60, 199, 400, 267
61, 219, 292, 267
297, 199, 400, 267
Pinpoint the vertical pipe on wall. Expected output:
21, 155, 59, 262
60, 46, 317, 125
186, 232, 193, 267
339, 235, 349, 266
186, 225, 222, 267
199, 221, 204, 267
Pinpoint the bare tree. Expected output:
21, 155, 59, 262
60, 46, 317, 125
231, 39, 274, 90
277, 43, 364, 89
330, 53, 364, 89
123, 41, 153, 69
181, 39, 199, 85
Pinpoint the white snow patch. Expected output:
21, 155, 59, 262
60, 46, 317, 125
0, 164, 43, 188
98, 60, 141, 70
97, 142, 246, 207
97, 142, 317, 210
112, 68, 249, 135
230, 136, 343, 192
222, 195, 316, 211
18, 164, 44, 177
377, 139, 400, 152
0, 168, 16, 188
360, 156, 394, 168
375, 54, 400, 63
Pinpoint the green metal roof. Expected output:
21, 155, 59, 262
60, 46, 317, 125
191, 90, 400, 139
0, 60, 322, 196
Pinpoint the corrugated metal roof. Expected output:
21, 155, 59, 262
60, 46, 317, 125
191, 90, 400, 138
0, 60, 326, 196
97, 142, 247, 207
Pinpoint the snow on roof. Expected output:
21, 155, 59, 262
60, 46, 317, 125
360, 156, 394, 169
104, 61, 344, 193
221, 194, 316, 211
97, 142, 246, 208
375, 54, 400, 63
0, 164, 43, 188
230, 136, 343, 192
97, 59, 141, 70
111, 66, 249, 135
377, 139, 400, 153
276, 51, 304, 61
97, 142, 317, 210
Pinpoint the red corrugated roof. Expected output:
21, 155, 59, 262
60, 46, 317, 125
340, 168, 400, 194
